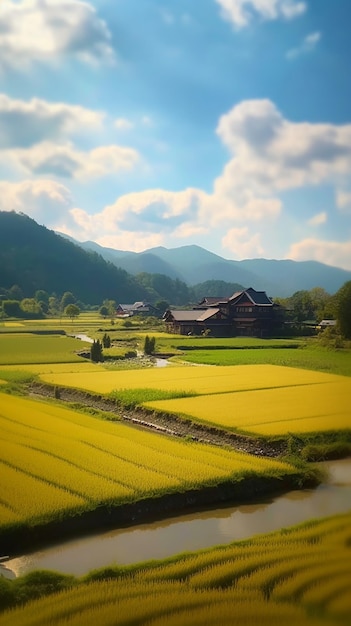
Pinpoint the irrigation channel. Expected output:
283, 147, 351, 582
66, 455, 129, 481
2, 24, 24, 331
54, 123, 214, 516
2, 458, 350, 579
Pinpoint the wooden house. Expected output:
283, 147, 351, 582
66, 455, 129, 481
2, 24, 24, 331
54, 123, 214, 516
163, 287, 284, 337
116, 301, 158, 317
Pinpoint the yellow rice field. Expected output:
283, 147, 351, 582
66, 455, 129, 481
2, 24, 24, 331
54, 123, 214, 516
38, 364, 351, 436
1, 512, 350, 625
145, 378, 350, 435
0, 392, 294, 529
39, 364, 343, 395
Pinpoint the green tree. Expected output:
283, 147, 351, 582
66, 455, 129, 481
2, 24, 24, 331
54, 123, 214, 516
99, 305, 109, 318
35, 290, 49, 305
64, 304, 80, 321
102, 299, 116, 318
48, 296, 60, 316
335, 281, 351, 339
155, 300, 169, 316
90, 339, 103, 362
288, 290, 314, 322
102, 333, 111, 348
144, 335, 156, 355
309, 287, 332, 321
61, 292, 76, 311
2, 299, 21, 317
20, 298, 42, 315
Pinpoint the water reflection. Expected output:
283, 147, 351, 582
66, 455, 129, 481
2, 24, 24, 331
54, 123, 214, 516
5, 459, 351, 578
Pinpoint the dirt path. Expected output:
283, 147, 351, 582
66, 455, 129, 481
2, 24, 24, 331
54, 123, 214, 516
28, 381, 287, 458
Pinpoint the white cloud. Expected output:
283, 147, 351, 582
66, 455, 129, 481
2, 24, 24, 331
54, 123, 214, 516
308, 211, 327, 226
100, 188, 209, 233
215, 99, 351, 200
222, 227, 264, 257
288, 238, 351, 271
336, 190, 351, 214
114, 118, 135, 131
66, 207, 165, 250
0, 180, 73, 222
0, 93, 103, 148
286, 31, 321, 60
4, 142, 140, 179
0, 0, 115, 71
215, 0, 306, 28
97, 232, 165, 253
4, 97, 350, 265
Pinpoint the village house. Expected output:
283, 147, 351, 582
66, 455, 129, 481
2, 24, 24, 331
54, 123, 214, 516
163, 287, 284, 337
116, 301, 158, 317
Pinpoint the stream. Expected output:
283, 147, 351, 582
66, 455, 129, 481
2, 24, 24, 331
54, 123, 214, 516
2, 458, 350, 579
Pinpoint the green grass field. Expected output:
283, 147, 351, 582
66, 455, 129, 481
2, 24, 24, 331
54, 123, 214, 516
172, 345, 351, 377
0, 333, 89, 365
1, 512, 350, 625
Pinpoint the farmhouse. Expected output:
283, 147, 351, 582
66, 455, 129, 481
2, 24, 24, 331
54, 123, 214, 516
163, 287, 284, 337
116, 301, 158, 317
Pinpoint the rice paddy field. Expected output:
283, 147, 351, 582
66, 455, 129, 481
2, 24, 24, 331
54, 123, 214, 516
0, 392, 295, 531
0, 323, 350, 623
37, 364, 351, 437
1, 511, 350, 625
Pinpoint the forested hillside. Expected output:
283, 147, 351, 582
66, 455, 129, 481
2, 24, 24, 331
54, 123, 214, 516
0, 212, 150, 304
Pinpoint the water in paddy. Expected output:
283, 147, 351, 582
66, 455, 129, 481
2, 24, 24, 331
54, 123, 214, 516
3, 458, 351, 579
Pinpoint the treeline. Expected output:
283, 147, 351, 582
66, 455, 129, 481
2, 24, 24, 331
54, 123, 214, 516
277, 283, 351, 339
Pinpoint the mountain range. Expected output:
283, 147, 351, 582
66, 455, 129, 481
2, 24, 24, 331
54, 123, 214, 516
67, 237, 351, 298
0, 210, 350, 304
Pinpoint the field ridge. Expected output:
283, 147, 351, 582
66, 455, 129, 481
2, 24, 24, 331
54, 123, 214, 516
28, 381, 286, 458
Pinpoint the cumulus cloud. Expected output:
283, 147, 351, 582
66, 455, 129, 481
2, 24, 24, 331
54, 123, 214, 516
222, 227, 264, 257
3, 142, 140, 179
101, 188, 210, 233
0, 93, 103, 148
65, 207, 165, 250
286, 31, 321, 60
0, 0, 115, 71
288, 238, 351, 271
4, 97, 350, 263
215, 99, 351, 200
0, 180, 73, 223
308, 211, 327, 226
336, 190, 351, 214
215, 0, 306, 28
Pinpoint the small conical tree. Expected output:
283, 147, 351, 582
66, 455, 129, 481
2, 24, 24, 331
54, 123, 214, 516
149, 336, 156, 354
144, 335, 151, 355
102, 333, 111, 348
144, 335, 155, 355
91, 339, 103, 362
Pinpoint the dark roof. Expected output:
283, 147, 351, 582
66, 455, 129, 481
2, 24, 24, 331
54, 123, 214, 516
229, 288, 273, 306
164, 308, 222, 323
165, 310, 202, 322
197, 296, 228, 306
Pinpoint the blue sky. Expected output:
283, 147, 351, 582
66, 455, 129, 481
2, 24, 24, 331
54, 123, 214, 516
0, 0, 351, 270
